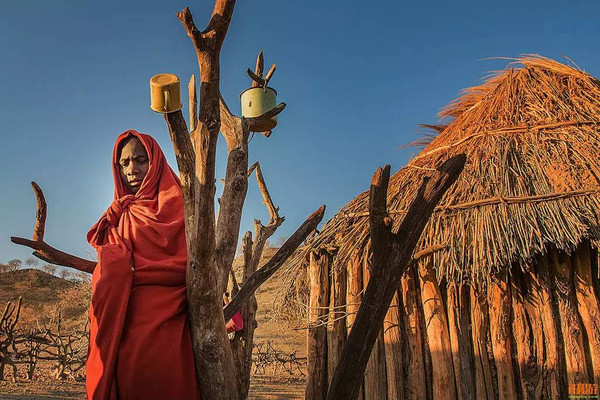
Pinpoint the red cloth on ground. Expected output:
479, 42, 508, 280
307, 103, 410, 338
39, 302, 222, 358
86, 130, 231, 400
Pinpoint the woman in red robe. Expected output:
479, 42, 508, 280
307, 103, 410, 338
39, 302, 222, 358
86, 130, 241, 400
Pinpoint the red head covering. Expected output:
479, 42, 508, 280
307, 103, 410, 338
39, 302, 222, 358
85, 130, 194, 400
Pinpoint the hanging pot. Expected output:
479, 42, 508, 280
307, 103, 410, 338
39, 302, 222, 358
240, 87, 277, 132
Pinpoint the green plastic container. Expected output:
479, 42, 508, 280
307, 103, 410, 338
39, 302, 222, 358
240, 87, 277, 132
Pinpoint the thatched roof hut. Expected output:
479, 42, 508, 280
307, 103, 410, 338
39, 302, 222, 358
296, 56, 600, 400
306, 55, 600, 284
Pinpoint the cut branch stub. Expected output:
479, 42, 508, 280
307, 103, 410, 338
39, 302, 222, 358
223, 204, 325, 321
11, 182, 96, 273
326, 154, 466, 400
252, 50, 264, 87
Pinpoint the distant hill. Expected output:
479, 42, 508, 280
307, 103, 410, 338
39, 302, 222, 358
0, 269, 89, 329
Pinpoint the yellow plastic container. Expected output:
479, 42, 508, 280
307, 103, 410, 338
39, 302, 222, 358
240, 87, 277, 132
150, 74, 182, 113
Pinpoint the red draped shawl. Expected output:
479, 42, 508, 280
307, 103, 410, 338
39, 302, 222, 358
86, 130, 199, 400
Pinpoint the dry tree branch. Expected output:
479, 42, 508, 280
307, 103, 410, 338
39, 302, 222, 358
11, 183, 96, 273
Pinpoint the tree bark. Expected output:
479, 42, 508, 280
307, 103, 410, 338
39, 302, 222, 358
346, 249, 365, 399
230, 231, 258, 399
326, 154, 466, 400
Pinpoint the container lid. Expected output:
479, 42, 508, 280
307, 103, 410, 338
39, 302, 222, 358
150, 73, 180, 85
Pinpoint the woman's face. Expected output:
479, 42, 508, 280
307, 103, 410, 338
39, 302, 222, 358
118, 137, 149, 194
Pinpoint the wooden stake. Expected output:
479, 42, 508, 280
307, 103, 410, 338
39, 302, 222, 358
419, 257, 457, 400
511, 268, 544, 400
551, 249, 591, 385
306, 249, 331, 400
384, 290, 405, 400
400, 266, 427, 400
446, 282, 475, 400
327, 262, 347, 387
573, 242, 600, 386
487, 271, 518, 400
470, 285, 496, 400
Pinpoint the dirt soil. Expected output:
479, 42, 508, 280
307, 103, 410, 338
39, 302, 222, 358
0, 249, 306, 399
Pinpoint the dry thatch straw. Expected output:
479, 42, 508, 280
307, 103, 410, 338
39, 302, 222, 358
277, 55, 600, 316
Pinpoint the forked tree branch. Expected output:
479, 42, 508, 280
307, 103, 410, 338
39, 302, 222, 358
11, 182, 96, 273
326, 154, 466, 400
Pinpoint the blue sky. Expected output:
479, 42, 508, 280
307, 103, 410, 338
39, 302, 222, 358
1, 0, 599, 266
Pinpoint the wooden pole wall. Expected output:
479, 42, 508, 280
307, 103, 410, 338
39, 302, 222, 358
312, 241, 600, 400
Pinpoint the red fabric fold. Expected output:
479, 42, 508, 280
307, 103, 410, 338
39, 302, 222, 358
86, 130, 199, 400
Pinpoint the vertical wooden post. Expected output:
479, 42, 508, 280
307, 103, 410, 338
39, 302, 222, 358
384, 290, 405, 400
346, 249, 365, 399
446, 282, 474, 400
419, 257, 457, 400
487, 271, 518, 400
306, 249, 331, 400
511, 268, 544, 400
470, 285, 496, 400
551, 248, 591, 385
363, 256, 388, 400
401, 266, 427, 400
328, 258, 347, 387
573, 242, 600, 386
529, 257, 566, 400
